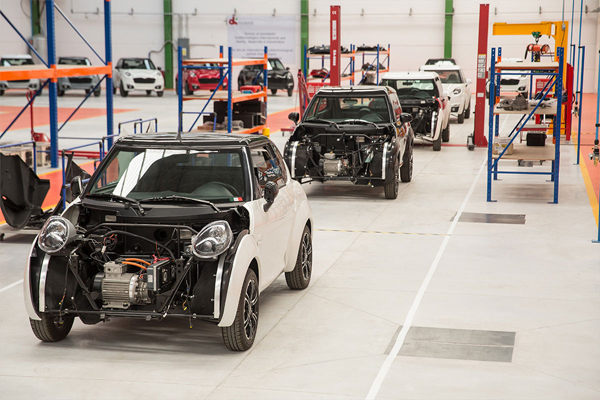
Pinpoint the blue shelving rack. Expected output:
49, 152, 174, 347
0, 0, 114, 168
487, 47, 564, 203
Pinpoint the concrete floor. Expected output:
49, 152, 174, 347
0, 90, 599, 399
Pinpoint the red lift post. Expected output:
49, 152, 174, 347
329, 6, 341, 86
473, 3, 490, 148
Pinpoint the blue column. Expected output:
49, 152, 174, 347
46, 0, 58, 168
227, 47, 233, 133
178, 46, 183, 133
487, 48, 495, 202
553, 47, 564, 204
105, 0, 114, 150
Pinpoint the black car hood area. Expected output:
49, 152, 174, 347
291, 122, 394, 141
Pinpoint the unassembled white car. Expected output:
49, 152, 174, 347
25, 133, 313, 351
0, 55, 41, 95
420, 61, 472, 124
113, 58, 165, 97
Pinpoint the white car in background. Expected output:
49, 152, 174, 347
486, 57, 529, 99
0, 55, 42, 95
113, 57, 164, 97
420, 61, 472, 124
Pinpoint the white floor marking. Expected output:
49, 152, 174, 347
0, 279, 24, 294
365, 159, 486, 400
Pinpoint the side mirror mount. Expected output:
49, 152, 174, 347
263, 181, 279, 212
466, 78, 473, 85
157, 66, 162, 71
68, 176, 83, 202
400, 113, 413, 124
286, 67, 290, 70
288, 112, 300, 124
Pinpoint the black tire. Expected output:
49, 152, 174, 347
433, 132, 442, 151
400, 141, 413, 183
457, 110, 465, 124
287, 88, 293, 97
285, 225, 312, 290
184, 82, 192, 96
113, 85, 117, 95
94, 87, 101, 97
146, 90, 152, 96
30, 313, 74, 342
85, 89, 91, 95
119, 82, 128, 97
0, 89, 4, 96
57, 90, 65, 97
442, 123, 450, 142
270, 89, 277, 95
221, 268, 259, 351
464, 103, 471, 119
157, 90, 164, 97
384, 157, 399, 199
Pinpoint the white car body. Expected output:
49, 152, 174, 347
488, 57, 529, 97
0, 55, 41, 93
113, 58, 164, 95
420, 63, 472, 120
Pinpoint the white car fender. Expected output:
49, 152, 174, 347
218, 234, 261, 328
24, 235, 41, 321
284, 188, 313, 273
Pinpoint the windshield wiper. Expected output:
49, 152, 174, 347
340, 119, 380, 128
304, 118, 340, 130
85, 193, 145, 216
141, 195, 220, 212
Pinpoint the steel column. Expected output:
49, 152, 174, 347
178, 46, 183, 133
444, 0, 453, 58
553, 47, 564, 204
227, 47, 233, 133
45, 0, 59, 168
163, 0, 173, 89
301, 0, 309, 76
487, 48, 496, 201
105, 0, 114, 151
329, 6, 341, 86
474, 3, 489, 148
576, 46, 585, 165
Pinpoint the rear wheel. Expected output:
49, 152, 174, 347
400, 141, 413, 182
442, 123, 450, 142
221, 268, 259, 351
433, 132, 442, 151
119, 82, 128, 97
30, 313, 74, 342
285, 225, 312, 290
384, 157, 399, 199
457, 110, 465, 124
270, 89, 277, 95
287, 88, 293, 97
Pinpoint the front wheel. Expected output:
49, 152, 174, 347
94, 87, 101, 97
146, 90, 152, 96
0, 89, 4, 96
457, 110, 465, 124
384, 158, 399, 199
464, 103, 471, 119
57, 89, 65, 97
433, 132, 442, 151
119, 82, 128, 97
30, 313, 74, 342
285, 225, 312, 290
400, 142, 413, 182
221, 268, 259, 351
157, 90, 164, 97
270, 89, 277, 95
442, 123, 450, 142
287, 87, 294, 97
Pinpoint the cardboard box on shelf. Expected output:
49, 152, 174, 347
492, 137, 514, 155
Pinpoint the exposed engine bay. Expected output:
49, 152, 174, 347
398, 97, 442, 141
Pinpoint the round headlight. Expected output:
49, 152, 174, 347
453, 88, 461, 95
38, 216, 77, 253
124, 71, 131, 77
192, 221, 233, 259
189, 71, 196, 78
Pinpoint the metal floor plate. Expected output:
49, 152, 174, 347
452, 212, 526, 224
386, 326, 516, 363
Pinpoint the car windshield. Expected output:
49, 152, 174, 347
122, 59, 156, 70
422, 69, 462, 84
303, 95, 390, 123
87, 147, 247, 203
59, 58, 90, 66
381, 79, 438, 99
2, 57, 34, 66
268, 59, 285, 70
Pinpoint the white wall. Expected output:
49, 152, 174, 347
1, 0, 598, 91
0, 0, 36, 55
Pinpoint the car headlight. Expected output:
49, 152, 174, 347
38, 216, 77, 253
192, 221, 233, 258
452, 88, 462, 95
189, 71, 196, 78
124, 71, 131, 77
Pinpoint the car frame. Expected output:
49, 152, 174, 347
419, 63, 472, 124
0, 55, 41, 95
284, 86, 414, 199
24, 133, 313, 351
381, 71, 451, 151
57, 56, 101, 97
113, 58, 165, 97
238, 58, 295, 96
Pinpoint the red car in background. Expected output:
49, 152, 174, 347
176, 63, 228, 94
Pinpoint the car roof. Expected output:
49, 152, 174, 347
420, 65, 462, 71
59, 56, 89, 60
1, 54, 33, 59
316, 86, 393, 96
119, 58, 151, 61
425, 58, 457, 66
382, 71, 439, 80
116, 132, 270, 147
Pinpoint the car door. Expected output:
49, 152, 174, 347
388, 92, 406, 160
248, 144, 294, 289
436, 77, 451, 126
114, 59, 122, 87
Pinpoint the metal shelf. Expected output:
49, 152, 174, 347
492, 143, 555, 161
182, 91, 267, 103
494, 105, 557, 115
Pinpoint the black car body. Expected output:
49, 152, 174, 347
284, 86, 414, 199
238, 58, 294, 96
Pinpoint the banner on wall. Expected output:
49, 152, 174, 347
227, 15, 296, 66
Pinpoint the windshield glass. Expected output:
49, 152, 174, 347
304, 95, 390, 123
87, 147, 246, 203
269, 59, 285, 70
422, 69, 462, 84
59, 58, 90, 66
2, 58, 34, 66
121, 59, 156, 70
381, 79, 438, 99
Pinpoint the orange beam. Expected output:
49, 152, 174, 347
0, 65, 112, 82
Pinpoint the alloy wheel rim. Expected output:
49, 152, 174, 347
301, 232, 312, 280
242, 278, 258, 341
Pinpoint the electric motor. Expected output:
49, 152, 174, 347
96, 261, 150, 309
